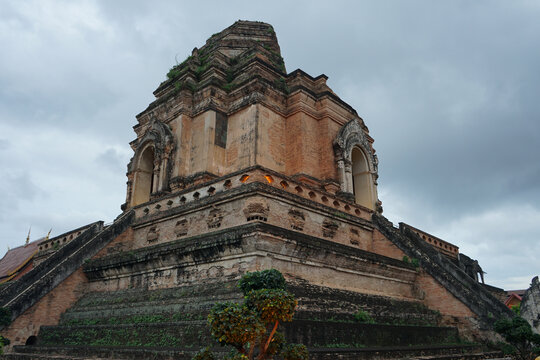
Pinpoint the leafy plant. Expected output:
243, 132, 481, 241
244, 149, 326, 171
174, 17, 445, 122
199, 269, 306, 360
208, 302, 266, 350
494, 316, 540, 360
193, 346, 216, 360
281, 343, 308, 360
238, 269, 286, 294
354, 309, 375, 324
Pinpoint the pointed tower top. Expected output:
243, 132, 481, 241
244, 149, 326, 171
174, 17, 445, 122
200, 20, 281, 59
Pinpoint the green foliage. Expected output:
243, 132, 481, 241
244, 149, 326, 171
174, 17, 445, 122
411, 258, 419, 268
281, 344, 309, 360
223, 349, 249, 360
167, 56, 192, 80
238, 269, 286, 295
494, 316, 540, 360
173, 81, 196, 94
0, 335, 9, 355
402, 256, 410, 263
266, 331, 284, 356
511, 304, 521, 315
64, 313, 181, 325
226, 69, 235, 83
273, 77, 289, 94
192, 346, 216, 360
195, 64, 209, 80
245, 289, 296, 323
197, 269, 306, 360
0, 336, 10, 346
207, 302, 265, 350
222, 83, 237, 93
495, 341, 517, 355
167, 66, 182, 80
0, 308, 11, 327
354, 310, 375, 324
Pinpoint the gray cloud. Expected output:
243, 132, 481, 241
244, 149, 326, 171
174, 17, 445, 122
95, 147, 128, 173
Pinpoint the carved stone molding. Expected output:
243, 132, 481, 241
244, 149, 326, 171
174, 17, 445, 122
288, 209, 306, 231
333, 118, 377, 174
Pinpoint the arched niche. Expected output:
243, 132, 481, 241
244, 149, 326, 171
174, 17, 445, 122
132, 145, 155, 206
351, 147, 375, 209
125, 118, 176, 208
333, 119, 380, 211
25, 335, 37, 346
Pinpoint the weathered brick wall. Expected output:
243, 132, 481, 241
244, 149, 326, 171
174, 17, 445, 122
130, 191, 373, 253
93, 227, 135, 258
371, 228, 406, 260
373, 213, 513, 337
0, 214, 134, 349
415, 270, 474, 317
2, 268, 87, 347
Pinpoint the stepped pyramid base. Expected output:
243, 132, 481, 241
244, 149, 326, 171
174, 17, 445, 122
4, 344, 504, 360
1, 281, 503, 360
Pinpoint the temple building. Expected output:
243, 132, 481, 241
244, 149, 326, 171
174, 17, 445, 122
0, 21, 513, 359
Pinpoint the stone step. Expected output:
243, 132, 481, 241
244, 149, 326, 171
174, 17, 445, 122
285, 320, 459, 347
38, 322, 209, 348
7, 345, 202, 360
37, 320, 459, 349
5, 344, 500, 360
69, 282, 240, 309
59, 297, 239, 325
63, 281, 440, 326
288, 281, 441, 326
308, 346, 502, 360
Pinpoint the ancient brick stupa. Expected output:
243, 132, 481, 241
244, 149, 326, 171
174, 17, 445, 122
0, 21, 512, 359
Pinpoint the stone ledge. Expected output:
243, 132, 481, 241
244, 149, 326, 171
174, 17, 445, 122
83, 222, 415, 278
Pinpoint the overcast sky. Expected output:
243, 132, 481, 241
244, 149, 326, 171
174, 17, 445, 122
1, 0, 538, 289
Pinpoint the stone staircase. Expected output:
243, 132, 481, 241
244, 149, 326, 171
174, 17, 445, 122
2, 281, 502, 359
0, 211, 135, 324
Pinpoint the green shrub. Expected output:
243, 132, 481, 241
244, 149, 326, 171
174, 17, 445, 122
245, 289, 296, 323
354, 310, 375, 324
192, 346, 216, 360
494, 316, 540, 360
238, 269, 286, 295
266, 331, 284, 356
223, 349, 249, 360
281, 344, 309, 360
207, 302, 265, 350
195, 269, 306, 360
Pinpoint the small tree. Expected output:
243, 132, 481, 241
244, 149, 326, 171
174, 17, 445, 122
494, 316, 540, 360
199, 269, 308, 360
